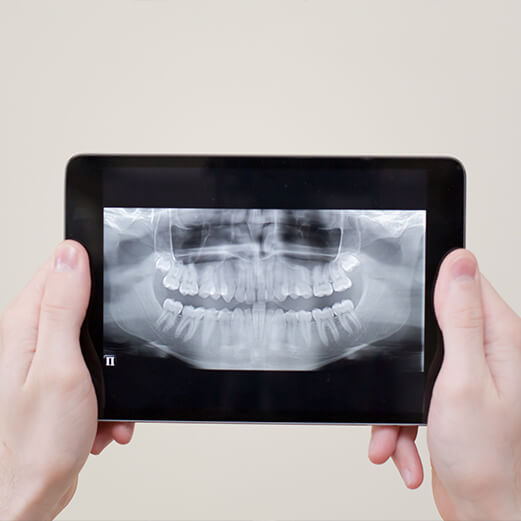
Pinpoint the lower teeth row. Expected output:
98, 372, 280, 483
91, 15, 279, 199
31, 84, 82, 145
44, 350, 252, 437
155, 298, 361, 348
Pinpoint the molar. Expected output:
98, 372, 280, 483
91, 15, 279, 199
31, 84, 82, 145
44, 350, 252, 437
176, 306, 204, 341
312, 307, 339, 344
329, 261, 352, 292
340, 254, 360, 272
332, 299, 359, 334
156, 298, 182, 330
198, 265, 217, 299
179, 264, 199, 296
200, 308, 218, 345
296, 310, 313, 347
163, 262, 184, 291
294, 265, 313, 299
312, 265, 333, 297
155, 253, 172, 273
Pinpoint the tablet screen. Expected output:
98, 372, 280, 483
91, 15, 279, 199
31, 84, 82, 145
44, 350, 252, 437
103, 208, 426, 373
66, 155, 464, 423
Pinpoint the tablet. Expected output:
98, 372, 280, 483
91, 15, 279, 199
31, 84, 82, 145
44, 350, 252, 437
65, 155, 465, 424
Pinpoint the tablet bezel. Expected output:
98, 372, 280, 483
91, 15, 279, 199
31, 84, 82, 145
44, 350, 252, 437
66, 155, 465, 424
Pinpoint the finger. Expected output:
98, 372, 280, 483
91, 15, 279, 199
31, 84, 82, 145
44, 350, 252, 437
0, 257, 52, 380
33, 241, 91, 367
90, 422, 135, 455
91, 423, 114, 455
368, 425, 399, 464
433, 249, 487, 380
480, 274, 521, 346
391, 426, 423, 489
111, 422, 135, 445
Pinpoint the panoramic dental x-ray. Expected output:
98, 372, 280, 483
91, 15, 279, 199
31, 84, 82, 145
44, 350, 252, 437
103, 208, 426, 371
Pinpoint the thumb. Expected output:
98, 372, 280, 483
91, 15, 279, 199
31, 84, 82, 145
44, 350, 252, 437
35, 241, 91, 363
433, 249, 486, 379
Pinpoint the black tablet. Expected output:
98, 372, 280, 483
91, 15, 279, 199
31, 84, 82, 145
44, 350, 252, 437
65, 155, 465, 424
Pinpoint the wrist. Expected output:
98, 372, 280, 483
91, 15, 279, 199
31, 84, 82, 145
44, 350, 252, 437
0, 456, 60, 521
454, 494, 521, 521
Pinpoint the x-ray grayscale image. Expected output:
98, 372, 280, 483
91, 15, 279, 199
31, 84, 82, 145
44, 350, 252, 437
103, 208, 426, 371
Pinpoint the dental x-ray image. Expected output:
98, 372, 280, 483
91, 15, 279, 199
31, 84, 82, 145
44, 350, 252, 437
103, 208, 426, 372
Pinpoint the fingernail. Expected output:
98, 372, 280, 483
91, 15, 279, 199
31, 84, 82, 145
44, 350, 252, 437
402, 468, 412, 487
451, 255, 478, 282
54, 244, 78, 271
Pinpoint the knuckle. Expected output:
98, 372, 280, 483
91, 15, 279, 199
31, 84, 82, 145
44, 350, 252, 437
442, 377, 480, 403
1, 304, 18, 328
450, 305, 483, 330
52, 367, 88, 392
40, 300, 72, 318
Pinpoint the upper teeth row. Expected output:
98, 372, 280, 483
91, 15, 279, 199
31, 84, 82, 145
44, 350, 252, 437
156, 254, 359, 302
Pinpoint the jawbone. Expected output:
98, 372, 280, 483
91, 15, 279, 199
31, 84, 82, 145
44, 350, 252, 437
104, 210, 424, 370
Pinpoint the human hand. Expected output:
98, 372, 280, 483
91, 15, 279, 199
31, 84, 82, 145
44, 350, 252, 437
368, 249, 521, 520
0, 241, 134, 521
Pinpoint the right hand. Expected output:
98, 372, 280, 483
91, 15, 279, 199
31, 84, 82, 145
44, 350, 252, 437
369, 249, 521, 520
0, 241, 134, 520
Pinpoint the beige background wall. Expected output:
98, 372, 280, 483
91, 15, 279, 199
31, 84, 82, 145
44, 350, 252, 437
1, 1, 520, 519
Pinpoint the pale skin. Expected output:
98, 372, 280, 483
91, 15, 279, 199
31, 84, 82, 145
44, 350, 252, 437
369, 249, 521, 520
1, 242, 521, 520
0, 241, 134, 520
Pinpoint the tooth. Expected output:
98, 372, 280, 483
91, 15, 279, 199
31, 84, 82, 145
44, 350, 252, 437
180, 306, 204, 341
155, 254, 172, 273
332, 299, 357, 334
267, 308, 285, 350
214, 262, 227, 300
242, 308, 253, 351
175, 305, 196, 340
255, 261, 267, 301
312, 307, 340, 345
245, 268, 257, 305
217, 309, 233, 346
329, 261, 352, 292
163, 262, 184, 291
156, 298, 182, 329
286, 265, 298, 299
234, 265, 247, 303
312, 266, 333, 297
199, 265, 217, 299
263, 259, 274, 301
223, 262, 235, 303
180, 264, 199, 296
323, 307, 340, 341
174, 315, 190, 338
340, 254, 360, 272
296, 310, 313, 347
312, 308, 329, 345
252, 302, 266, 344
221, 262, 235, 303
200, 308, 218, 346
231, 308, 247, 357
164, 298, 183, 314
273, 262, 289, 302
295, 266, 313, 298
284, 310, 299, 354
